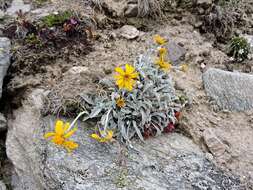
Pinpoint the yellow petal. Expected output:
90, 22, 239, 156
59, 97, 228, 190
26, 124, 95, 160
125, 81, 133, 91
125, 64, 135, 74
159, 48, 167, 56
115, 67, 125, 75
64, 127, 77, 139
55, 120, 64, 135
63, 122, 70, 132
116, 79, 125, 89
44, 132, 55, 139
90, 133, 102, 141
114, 74, 123, 80
105, 130, 113, 140
130, 72, 138, 79
63, 141, 79, 152
154, 35, 167, 45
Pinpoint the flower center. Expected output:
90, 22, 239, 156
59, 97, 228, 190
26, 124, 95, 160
123, 74, 131, 80
53, 135, 65, 145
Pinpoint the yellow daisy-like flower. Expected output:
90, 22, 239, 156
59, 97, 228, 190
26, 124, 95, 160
180, 64, 188, 72
116, 97, 125, 108
155, 58, 172, 72
90, 130, 114, 143
114, 64, 139, 91
158, 47, 167, 56
44, 120, 78, 152
154, 35, 167, 45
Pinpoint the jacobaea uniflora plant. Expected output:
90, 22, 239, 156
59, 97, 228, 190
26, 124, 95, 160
44, 35, 188, 151
79, 35, 187, 145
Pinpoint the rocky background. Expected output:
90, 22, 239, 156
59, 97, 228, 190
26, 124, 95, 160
0, 0, 253, 189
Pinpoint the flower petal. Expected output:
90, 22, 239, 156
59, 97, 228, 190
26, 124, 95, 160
125, 64, 135, 74
44, 132, 55, 139
116, 78, 124, 89
125, 81, 133, 91
130, 72, 138, 79
63, 122, 70, 132
115, 67, 125, 75
64, 127, 77, 139
55, 120, 64, 135
90, 133, 102, 142
105, 130, 113, 140
63, 140, 79, 152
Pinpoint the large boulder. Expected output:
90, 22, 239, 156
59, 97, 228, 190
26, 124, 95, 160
6, 89, 246, 189
0, 37, 11, 99
203, 68, 253, 111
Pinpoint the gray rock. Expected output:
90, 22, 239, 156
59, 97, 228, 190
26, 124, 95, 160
119, 25, 140, 39
166, 41, 186, 64
0, 181, 6, 190
0, 113, 7, 132
203, 68, 253, 111
101, 0, 127, 17
203, 128, 232, 164
124, 4, 138, 17
6, 89, 246, 190
0, 37, 11, 99
6, 0, 31, 16
244, 35, 253, 48
196, 0, 212, 9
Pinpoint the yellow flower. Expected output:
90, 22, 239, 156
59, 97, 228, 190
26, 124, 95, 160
180, 64, 188, 72
155, 58, 172, 72
154, 35, 167, 45
114, 64, 139, 91
158, 47, 167, 56
116, 97, 125, 108
44, 120, 78, 152
90, 130, 114, 143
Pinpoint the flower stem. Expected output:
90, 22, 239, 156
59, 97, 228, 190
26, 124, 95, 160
68, 111, 87, 131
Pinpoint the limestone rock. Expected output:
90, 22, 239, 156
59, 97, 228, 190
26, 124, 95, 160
6, 89, 247, 190
203, 128, 232, 164
124, 3, 138, 17
196, 0, 212, 9
0, 181, 6, 190
166, 41, 186, 64
6, 0, 31, 16
119, 25, 140, 39
203, 68, 253, 111
101, 0, 127, 17
0, 113, 7, 132
0, 37, 11, 99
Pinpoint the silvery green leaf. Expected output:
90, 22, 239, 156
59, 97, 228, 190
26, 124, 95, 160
121, 109, 132, 114
89, 107, 103, 118
140, 108, 147, 125
99, 78, 114, 88
132, 121, 144, 142
81, 94, 94, 105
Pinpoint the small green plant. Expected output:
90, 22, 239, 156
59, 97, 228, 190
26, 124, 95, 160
228, 36, 250, 62
25, 33, 42, 47
42, 11, 72, 27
